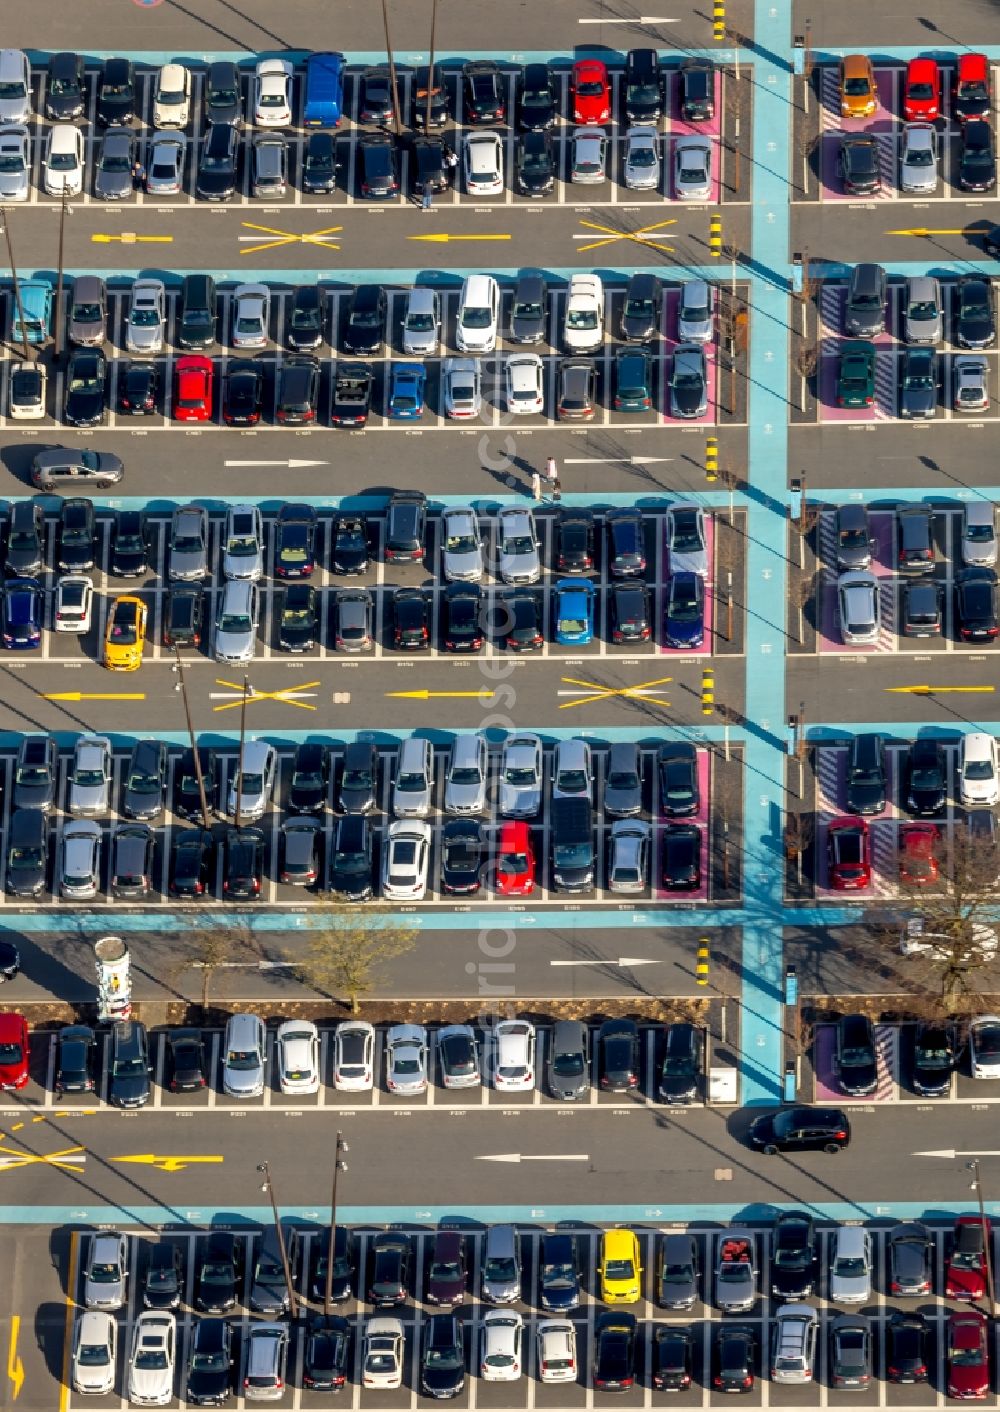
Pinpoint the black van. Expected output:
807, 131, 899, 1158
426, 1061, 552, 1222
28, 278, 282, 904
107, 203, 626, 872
178, 273, 217, 350
551, 797, 595, 892
343, 284, 386, 356
625, 48, 663, 123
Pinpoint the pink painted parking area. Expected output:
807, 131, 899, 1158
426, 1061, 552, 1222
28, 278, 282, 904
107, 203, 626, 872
661, 288, 718, 426
665, 70, 724, 139
813, 1022, 897, 1103
818, 130, 896, 202
660, 513, 714, 656
818, 344, 898, 422
817, 510, 896, 653
814, 816, 899, 898
819, 63, 898, 134
814, 742, 899, 821
819, 283, 898, 344
653, 746, 710, 902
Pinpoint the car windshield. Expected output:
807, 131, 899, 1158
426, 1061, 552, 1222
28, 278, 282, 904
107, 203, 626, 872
505, 763, 536, 785
630, 143, 656, 166
78, 1342, 110, 1365
192, 1349, 225, 1370
102, 150, 131, 173
135, 1348, 168, 1370
128, 771, 159, 794
219, 612, 250, 633
110, 615, 137, 645
70, 370, 101, 392
236, 315, 263, 333
130, 307, 159, 327
52, 148, 81, 171
557, 769, 587, 791
504, 534, 535, 556
566, 308, 598, 329
907, 143, 933, 166
577, 79, 604, 96
0, 1041, 22, 1063
605, 1258, 635, 1280
461, 306, 492, 329
89, 1262, 119, 1282
227, 1049, 260, 1070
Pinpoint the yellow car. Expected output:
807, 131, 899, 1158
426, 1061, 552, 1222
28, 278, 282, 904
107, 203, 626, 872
840, 54, 876, 119
104, 595, 147, 672
598, 1228, 642, 1303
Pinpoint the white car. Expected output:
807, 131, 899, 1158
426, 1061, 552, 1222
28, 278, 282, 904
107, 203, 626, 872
44, 123, 84, 197
222, 503, 264, 580
0, 123, 30, 201
84, 1231, 129, 1309
960, 732, 999, 806
537, 1320, 577, 1384
674, 135, 712, 199
153, 63, 191, 128
493, 1018, 536, 1091
970, 1015, 1000, 1079
254, 59, 294, 127
72, 1311, 117, 1395
55, 575, 94, 634
8, 360, 47, 419
498, 734, 543, 817
505, 353, 544, 414
954, 355, 990, 412
441, 506, 484, 582
276, 1019, 319, 1094
456, 274, 500, 354
333, 1019, 375, 1091
464, 131, 504, 195
498, 507, 541, 584
126, 280, 166, 355
624, 124, 661, 190
900, 122, 938, 195
481, 1310, 523, 1381
146, 132, 187, 196
563, 273, 604, 354
665, 503, 709, 576
442, 357, 482, 420
382, 820, 432, 900
362, 1317, 404, 1389
127, 1311, 175, 1406
0, 50, 31, 124
386, 1023, 428, 1094
231, 283, 271, 348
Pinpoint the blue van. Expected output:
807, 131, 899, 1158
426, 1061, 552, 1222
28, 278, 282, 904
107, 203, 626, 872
11, 279, 53, 346
303, 51, 346, 127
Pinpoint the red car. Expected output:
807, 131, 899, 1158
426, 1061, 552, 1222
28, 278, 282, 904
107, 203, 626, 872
902, 58, 940, 121
954, 53, 991, 124
826, 815, 871, 889
173, 355, 213, 422
494, 820, 536, 896
899, 822, 940, 886
571, 59, 610, 124
0, 1012, 29, 1090
947, 1217, 992, 1301
947, 1311, 989, 1399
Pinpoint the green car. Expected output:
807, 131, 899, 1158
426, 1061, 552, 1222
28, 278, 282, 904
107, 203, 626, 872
614, 348, 653, 412
836, 340, 875, 408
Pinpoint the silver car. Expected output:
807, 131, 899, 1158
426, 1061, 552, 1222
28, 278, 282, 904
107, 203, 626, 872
962, 501, 998, 566
442, 357, 482, 420
954, 354, 989, 412
900, 122, 938, 195
146, 131, 187, 196
401, 286, 440, 355
771, 1304, 818, 1385
214, 579, 259, 663
829, 1225, 872, 1304
392, 737, 434, 818
674, 135, 712, 199
95, 126, 136, 200
125, 280, 166, 354
31, 447, 123, 492
222, 504, 264, 580
386, 1023, 428, 1095
69, 736, 113, 815
444, 733, 488, 814
552, 738, 593, 801
0, 124, 30, 201
335, 588, 373, 652
222, 1013, 266, 1097
168, 504, 209, 580
570, 125, 607, 183
608, 820, 650, 893
666, 503, 709, 576
624, 125, 660, 190
838, 571, 879, 645
678, 279, 713, 343
669, 345, 708, 418
227, 739, 278, 821
60, 820, 103, 900
441, 506, 484, 582
547, 1019, 590, 1101
84, 1231, 129, 1310
903, 275, 942, 345
498, 507, 541, 584
0, 50, 31, 124
231, 283, 270, 349
499, 734, 542, 817
68, 276, 107, 348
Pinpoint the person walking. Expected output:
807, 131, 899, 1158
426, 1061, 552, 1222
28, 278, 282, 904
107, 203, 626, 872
132, 157, 146, 191
443, 145, 458, 181
551, 476, 562, 503
544, 455, 558, 485
530, 470, 541, 501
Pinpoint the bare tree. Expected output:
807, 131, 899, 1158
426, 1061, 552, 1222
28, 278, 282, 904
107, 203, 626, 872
795, 344, 817, 412
784, 810, 814, 859
294, 900, 418, 1014
170, 914, 266, 1019
792, 571, 817, 645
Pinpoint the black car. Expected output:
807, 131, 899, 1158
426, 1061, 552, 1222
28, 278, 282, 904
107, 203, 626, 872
332, 513, 370, 574
956, 567, 1000, 641
624, 47, 662, 122
0, 939, 19, 983
839, 133, 882, 195
509, 273, 548, 344
519, 62, 557, 129
960, 120, 996, 192
900, 348, 938, 420
393, 587, 430, 649
163, 585, 205, 649
110, 509, 149, 576
539, 1233, 581, 1311
55, 1025, 97, 1096
658, 742, 700, 817
593, 1312, 637, 1392
196, 122, 239, 201
845, 733, 886, 815
57, 497, 97, 572
412, 134, 448, 194
173, 746, 218, 820
620, 272, 662, 343
359, 131, 398, 197
343, 285, 386, 356
956, 276, 996, 349
222, 359, 263, 424
713, 1327, 755, 1394
167, 1027, 208, 1091
680, 58, 716, 120
273, 504, 316, 580
328, 814, 374, 900
497, 590, 539, 653
6, 808, 46, 898
195, 1232, 242, 1313
279, 583, 318, 652
441, 818, 484, 894
123, 738, 168, 821
887, 1311, 930, 1384
118, 359, 159, 415
169, 828, 215, 898
662, 823, 702, 891
836, 1012, 878, 1096
108, 1020, 151, 1108
204, 59, 242, 127
304, 1315, 350, 1393
385, 491, 426, 562
359, 65, 396, 123
421, 1313, 465, 1398
658, 1021, 701, 1102
413, 73, 449, 129
338, 741, 379, 814
369, 1232, 411, 1305
653, 1326, 694, 1392
443, 582, 484, 652
46, 51, 86, 120
770, 1211, 816, 1299
143, 1243, 183, 1310
889, 1221, 933, 1296
13, 734, 57, 812
302, 130, 338, 193
906, 737, 946, 815
276, 356, 320, 424
749, 1105, 851, 1154
607, 507, 647, 577
516, 130, 555, 195
97, 57, 136, 126
611, 581, 652, 643
222, 826, 265, 899
598, 1017, 639, 1091
310, 1226, 355, 1303
555, 509, 595, 573
464, 59, 505, 123
63, 349, 106, 427
657, 1233, 699, 1309
912, 1021, 955, 1097
5, 502, 43, 578
287, 285, 325, 352
186, 1317, 233, 1406
289, 741, 330, 813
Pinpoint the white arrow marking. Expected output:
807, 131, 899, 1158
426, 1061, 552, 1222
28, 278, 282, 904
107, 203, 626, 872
223, 459, 329, 468
557, 688, 669, 699
578, 14, 681, 21
476, 1153, 591, 1164
913, 1149, 1000, 1160
573, 233, 674, 241
563, 456, 674, 466
550, 957, 662, 968
209, 691, 318, 701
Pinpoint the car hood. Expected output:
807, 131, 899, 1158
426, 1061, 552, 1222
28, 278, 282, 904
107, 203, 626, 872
71, 782, 107, 813
499, 783, 540, 816
75, 1359, 113, 1392
903, 384, 936, 413
187, 1364, 230, 1400
501, 550, 537, 578
98, 170, 133, 198
170, 547, 206, 579
445, 548, 481, 579
831, 1272, 869, 1300
111, 1074, 148, 1104
671, 382, 706, 416
0, 170, 26, 199
447, 782, 483, 810
225, 1067, 262, 1096
0, 98, 28, 124
130, 1365, 171, 1400
128, 326, 161, 352
214, 625, 253, 659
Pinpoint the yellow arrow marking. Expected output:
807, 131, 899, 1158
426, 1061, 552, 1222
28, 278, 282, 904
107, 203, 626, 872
575, 216, 677, 255
0, 1143, 85, 1173
90, 233, 174, 244
407, 232, 513, 243
8, 1315, 24, 1402
558, 674, 674, 710
884, 227, 981, 237
385, 689, 499, 701
885, 685, 995, 694
239, 222, 343, 255
43, 691, 146, 702
111, 1153, 224, 1174
211, 679, 321, 713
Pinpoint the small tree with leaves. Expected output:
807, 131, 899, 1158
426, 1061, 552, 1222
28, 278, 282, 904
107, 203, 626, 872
295, 899, 418, 1014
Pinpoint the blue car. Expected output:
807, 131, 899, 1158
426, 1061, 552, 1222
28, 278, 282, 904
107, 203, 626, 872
2, 578, 43, 649
553, 578, 595, 645
388, 362, 426, 420
664, 571, 704, 649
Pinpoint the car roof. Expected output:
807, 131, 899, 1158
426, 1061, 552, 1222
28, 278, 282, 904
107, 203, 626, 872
603, 1228, 637, 1255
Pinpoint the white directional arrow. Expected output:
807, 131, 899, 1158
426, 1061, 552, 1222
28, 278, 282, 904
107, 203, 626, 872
578, 15, 681, 22
223, 459, 329, 468
550, 957, 663, 968
476, 1153, 591, 1164
913, 1150, 1000, 1160
563, 456, 674, 466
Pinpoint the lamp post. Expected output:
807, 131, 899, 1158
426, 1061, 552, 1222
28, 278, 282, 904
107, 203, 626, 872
380, 0, 403, 140
0, 206, 30, 359
257, 1161, 298, 1318
172, 645, 210, 829
235, 674, 251, 831
424, 0, 439, 134
967, 1160, 997, 1316
324, 1132, 350, 1315
54, 186, 69, 363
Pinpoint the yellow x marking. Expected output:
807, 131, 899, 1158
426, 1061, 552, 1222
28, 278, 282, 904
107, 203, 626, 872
0, 1143, 85, 1173
212, 678, 321, 713
239, 222, 343, 255
558, 675, 673, 710
575, 216, 677, 255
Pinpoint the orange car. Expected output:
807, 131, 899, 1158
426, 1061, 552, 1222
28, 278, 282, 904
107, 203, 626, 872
840, 54, 877, 119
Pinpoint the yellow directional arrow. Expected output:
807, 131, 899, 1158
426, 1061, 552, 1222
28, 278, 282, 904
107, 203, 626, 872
884, 227, 981, 237
7, 1315, 24, 1402
885, 685, 995, 694
112, 1154, 224, 1174
386, 688, 499, 700
408, 233, 512, 243
43, 691, 146, 702
91, 233, 173, 244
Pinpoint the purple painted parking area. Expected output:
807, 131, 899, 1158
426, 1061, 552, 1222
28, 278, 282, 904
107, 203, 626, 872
814, 1023, 898, 1104
819, 64, 898, 135
819, 283, 899, 344
653, 747, 711, 902
814, 744, 900, 822
817, 510, 896, 653
818, 130, 896, 202
661, 289, 718, 426
660, 514, 715, 657
665, 70, 724, 140
814, 815, 898, 898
